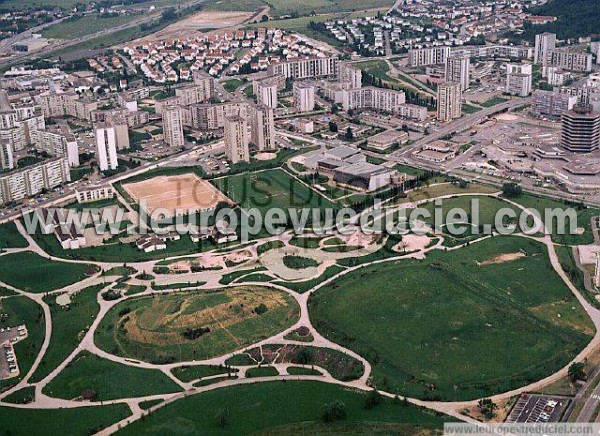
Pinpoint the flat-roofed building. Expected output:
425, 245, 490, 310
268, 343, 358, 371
561, 105, 600, 153
367, 129, 409, 151
437, 82, 462, 122
341, 87, 406, 113
505, 63, 532, 97
224, 115, 249, 163
249, 104, 275, 151
76, 185, 115, 203
31, 121, 80, 167
0, 157, 70, 205
269, 57, 338, 79
162, 105, 185, 148
531, 90, 577, 118
293, 82, 315, 113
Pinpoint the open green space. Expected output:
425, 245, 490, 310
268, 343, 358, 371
42, 13, 135, 39
0, 221, 28, 249
481, 96, 509, 107
211, 169, 336, 219
172, 365, 237, 383
116, 381, 448, 435
246, 365, 279, 378
222, 78, 245, 92
0, 296, 45, 392
506, 193, 599, 245
2, 386, 35, 404
31, 285, 102, 382
0, 403, 131, 436
95, 287, 299, 364
310, 237, 594, 401
43, 351, 182, 401
287, 366, 322, 376
0, 251, 97, 293
282, 255, 320, 269
274, 264, 347, 293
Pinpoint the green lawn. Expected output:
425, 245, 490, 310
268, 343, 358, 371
282, 255, 320, 269
43, 351, 182, 400
310, 237, 594, 401
42, 13, 134, 39
211, 169, 336, 220
116, 381, 449, 435
0, 221, 28, 249
2, 386, 35, 404
30, 285, 102, 382
246, 365, 279, 377
0, 404, 131, 436
95, 287, 299, 364
0, 252, 97, 293
481, 96, 509, 107
221, 78, 245, 92
0, 296, 45, 392
172, 365, 237, 383
506, 193, 599, 245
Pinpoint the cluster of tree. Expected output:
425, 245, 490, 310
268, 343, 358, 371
253, 303, 268, 315
181, 326, 211, 340
477, 398, 497, 420
568, 362, 586, 383
518, 0, 600, 41
319, 400, 347, 423
502, 182, 523, 198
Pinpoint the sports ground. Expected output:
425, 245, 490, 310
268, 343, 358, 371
122, 173, 230, 217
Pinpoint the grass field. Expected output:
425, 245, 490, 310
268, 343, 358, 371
0, 404, 131, 436
246, 365, 279, 377
397, 182, 499, 205
2, 386, 35, 404
95, 287, 299, 363
0, 221, 28, 249
30, 285, 102, 382
0, 252, 97, 293
211, 169, 336, 219
310, 237, 594, 401
42, 13, 134, 39
43, 351, 182, 400
506, 193, 599, 245
116, 381, 449, 435
172, 365, 237, 382
0, 296, 45, 392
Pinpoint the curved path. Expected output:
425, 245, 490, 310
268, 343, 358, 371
0, 190, 597, 435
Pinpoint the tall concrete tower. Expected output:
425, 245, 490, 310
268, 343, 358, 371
595, 251, 600, 289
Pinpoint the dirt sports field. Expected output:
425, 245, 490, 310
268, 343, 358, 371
123, 173, 229, 217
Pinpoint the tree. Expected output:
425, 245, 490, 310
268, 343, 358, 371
295, 347, 313, 364
329, 121, 338, 132
477, 399, 497, 419
364, 389, 383, 410
215, 407, 230, 428
502, 182, 522, 198
319, 400, 347, 423
345, 126, 354, 140
568, 362, 586, 383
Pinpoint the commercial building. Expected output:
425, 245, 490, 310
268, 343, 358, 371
332, 162, 395, 191
75, 185, 115, 203
293, 82, 315, 113
249, 104, 275, 151
561, 105, 600, 153
505, 63, 532, 97
224, 115, 249, 163
437, 82, 462, 122
162, 105, 185, 148
31, 121, 80, 167
531, 90, 577, 118
340, 87, 406, 113
366, 129, 409, 151
445, 56, 470, 91
95, 124, 120, 171
0, 157, 71, 205
268, 57, 338, 79
397, 103, 428, 121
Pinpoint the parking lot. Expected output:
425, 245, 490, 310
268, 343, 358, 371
0, 325, 28, 380
506, 394, 569, 423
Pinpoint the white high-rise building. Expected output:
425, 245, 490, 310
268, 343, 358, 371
256, 80, 278, 109
437, 82, 462, 122
445, 56, 470, 91
505, 63, 533, 97
534, 32, 556, 66
0, 141, 13, 170
162, 105, 185, 148
338, 63, 362, 89
224, 115, 249, 164
95, 124, 119, 171
293, 82, 315, 113
595, 252, 600, 288
249, 104, 275, 151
